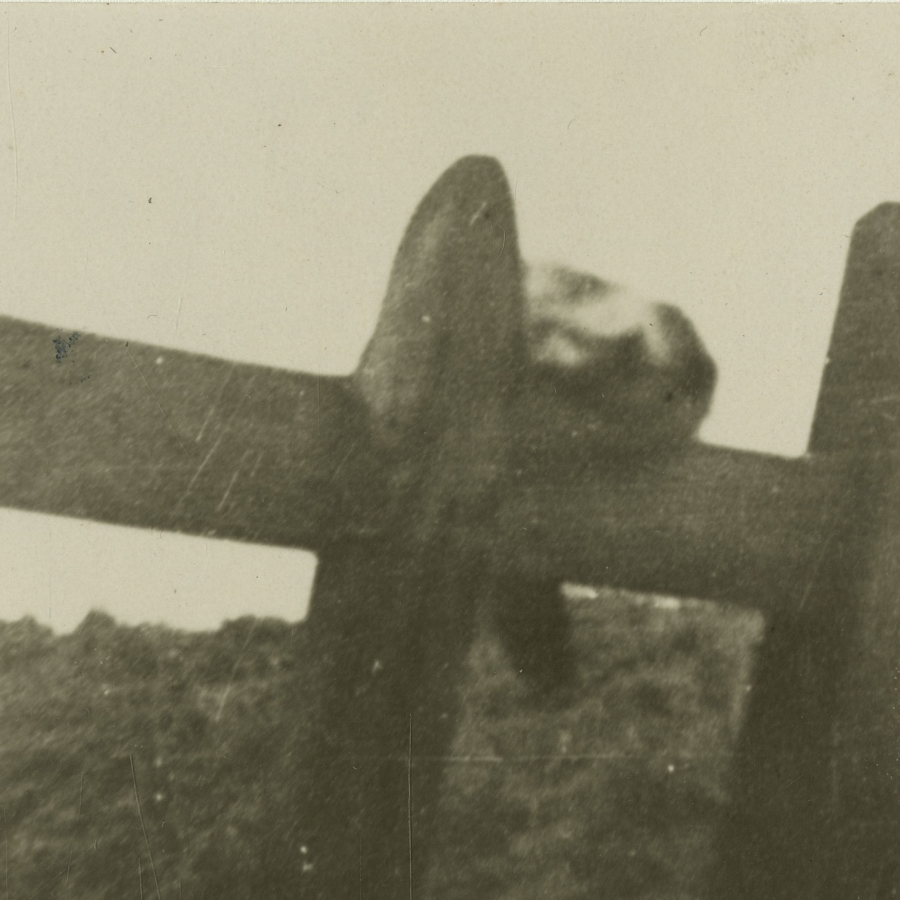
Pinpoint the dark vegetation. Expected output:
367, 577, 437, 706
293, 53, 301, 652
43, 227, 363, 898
0, 589, 762, 899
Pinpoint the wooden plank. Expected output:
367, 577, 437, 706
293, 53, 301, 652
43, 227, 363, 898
711, 201, 900, 898
490, 445, 851, 618
0, 305, 855, 610
813, 203, 900, 893
811, 203, 900, 454
301, 155, 526, 898
0, 311, 855, 614
0, 316, 378, 549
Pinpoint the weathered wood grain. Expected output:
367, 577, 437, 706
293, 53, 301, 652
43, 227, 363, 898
815, 203, 900, 895
712, 202, 900, 899
491, 446, 851, 618
302, 155, 526, 899
0, 317, 377, 548
0, 312, 854, 623
0, 312, 861, 623
811, 204, 900, 454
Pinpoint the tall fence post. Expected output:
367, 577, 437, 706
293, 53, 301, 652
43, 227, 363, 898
714, 203, 900, 899
813, 204, 900, 895
299, 157, 525, 899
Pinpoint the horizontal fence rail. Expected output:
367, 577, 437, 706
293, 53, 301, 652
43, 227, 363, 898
0, 316, 379, 547
0, 311, 860, 620
492, 448, 858, 617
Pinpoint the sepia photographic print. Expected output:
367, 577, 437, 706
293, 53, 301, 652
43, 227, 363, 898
2, 4, 900, 898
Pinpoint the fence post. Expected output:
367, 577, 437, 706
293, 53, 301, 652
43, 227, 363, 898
298, 157, 525, 899
814, 204, 900, 895
714, 203, 900, 899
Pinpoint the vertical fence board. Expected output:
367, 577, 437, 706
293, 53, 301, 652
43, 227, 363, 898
300, 157, 525, 899
715, 203, 900, 898
813, 204, 900, 894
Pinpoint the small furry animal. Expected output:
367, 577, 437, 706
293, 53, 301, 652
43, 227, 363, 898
520, 263, 716, 455
495, 264, 717, 701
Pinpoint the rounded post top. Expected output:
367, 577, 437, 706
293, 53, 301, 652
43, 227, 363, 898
809, 202, 900, 456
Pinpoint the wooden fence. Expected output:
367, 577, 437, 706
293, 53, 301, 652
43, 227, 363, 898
1, 157, 898, 898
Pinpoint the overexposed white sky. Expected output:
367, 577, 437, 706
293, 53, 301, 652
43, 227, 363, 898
2, 3, 899, 632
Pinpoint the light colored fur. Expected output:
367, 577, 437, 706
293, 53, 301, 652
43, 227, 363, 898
522, 264, 716, 453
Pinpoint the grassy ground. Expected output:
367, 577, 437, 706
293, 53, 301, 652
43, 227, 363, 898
429, 589, 762, 899
0, 588, 762, 899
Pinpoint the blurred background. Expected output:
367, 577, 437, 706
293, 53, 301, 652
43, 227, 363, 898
1, 4, 899, 631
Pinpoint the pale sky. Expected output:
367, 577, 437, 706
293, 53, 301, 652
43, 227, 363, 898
2, 4, 899, 632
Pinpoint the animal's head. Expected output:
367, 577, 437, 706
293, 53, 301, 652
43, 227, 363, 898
354, 156, 716, 462
521, 263, 716, 455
